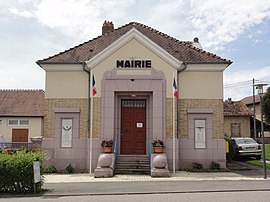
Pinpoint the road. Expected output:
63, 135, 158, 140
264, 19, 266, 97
1, 191, 270, 202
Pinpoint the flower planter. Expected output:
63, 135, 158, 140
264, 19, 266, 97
153, 147, 163, 153
103, 146, 113, 153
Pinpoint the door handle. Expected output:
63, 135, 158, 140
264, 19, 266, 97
121, 133, 124, 136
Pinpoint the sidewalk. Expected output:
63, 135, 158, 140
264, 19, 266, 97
44, 171, 265, 184
43, 171, 270, 197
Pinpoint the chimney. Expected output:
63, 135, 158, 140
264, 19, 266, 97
193, 37, 202, 49
102, 20, 114, 35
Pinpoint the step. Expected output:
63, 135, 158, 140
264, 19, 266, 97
114, 168, 150, 175
116, 155, 149, 161
115, 155, 151, 175
115, 164, 150, 169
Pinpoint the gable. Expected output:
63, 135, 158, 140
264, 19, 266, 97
85, 28, 182, 71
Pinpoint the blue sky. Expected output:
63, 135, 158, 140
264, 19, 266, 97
0, 0, 270, 100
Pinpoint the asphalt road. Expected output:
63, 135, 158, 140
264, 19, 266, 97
1, 191, 270, 202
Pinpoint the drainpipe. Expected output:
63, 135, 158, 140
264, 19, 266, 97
175, 62, 187, 172
83, 63, 92, 174
83, 63, 91, 136
176, 62, 187, 136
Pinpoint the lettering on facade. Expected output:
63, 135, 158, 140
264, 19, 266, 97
116, 60, 151, 68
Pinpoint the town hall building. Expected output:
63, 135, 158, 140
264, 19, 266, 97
37, 21, 232, 174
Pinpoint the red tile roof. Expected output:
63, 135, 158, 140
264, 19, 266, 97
224, 101, 252, 117
0, 90, 44, 117
241, 94, 260, 105
37, 22, 232, 65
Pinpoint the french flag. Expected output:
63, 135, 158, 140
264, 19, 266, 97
173, 78, 178, 99
92, 74, 97, 96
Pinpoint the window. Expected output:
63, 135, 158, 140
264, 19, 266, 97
231, 123, 241, 137
121, 100, 146, 108
0, 120, 2, 125
9, 120, 19, 125
8, 119, 29, 126
19, 120, 29, 125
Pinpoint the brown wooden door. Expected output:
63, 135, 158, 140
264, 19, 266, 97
121, 100, 146, 154
12, 129, 28, 142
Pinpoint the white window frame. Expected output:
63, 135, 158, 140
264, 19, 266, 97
19, 120, 29, 126
8, 120, 19, 126
8, 119, 29, 126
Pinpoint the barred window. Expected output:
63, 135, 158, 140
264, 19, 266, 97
231, 123, 241, 137
121, 100, 146, 108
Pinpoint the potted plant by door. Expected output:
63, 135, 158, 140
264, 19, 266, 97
101, 139, 113, 153
152, 139, 164, 153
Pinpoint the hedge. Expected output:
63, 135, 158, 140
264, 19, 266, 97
0, 150, 44, 193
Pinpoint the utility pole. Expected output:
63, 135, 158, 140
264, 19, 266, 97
253, 78, 256, 138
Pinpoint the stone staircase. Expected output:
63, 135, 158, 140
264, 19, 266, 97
114, 155, 150, 174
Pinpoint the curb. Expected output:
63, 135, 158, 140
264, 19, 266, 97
42, 188, 270, 198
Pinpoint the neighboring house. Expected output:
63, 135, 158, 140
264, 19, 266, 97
0, 90, 44, 146
37, 21, 231, 171
241, 94, 270, 138
224, 100, 252, 138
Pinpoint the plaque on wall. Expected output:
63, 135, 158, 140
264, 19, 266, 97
137, 123, 143, 128
61, 119, 73, 147
195, 120, 206, 149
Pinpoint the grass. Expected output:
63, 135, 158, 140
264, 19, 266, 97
246, 160, 270, 169
245, 144, 270, 168
265, 144, 270, 160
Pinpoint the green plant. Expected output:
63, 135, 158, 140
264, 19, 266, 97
46, 165, 57, 173
0, 150, 44, 193
101, 139, 113, 147
192, 162, 203, 171
66, 163, 75, 173
152, 139, 164, 148
209, 161, 220, 170
224, 133, 231, 141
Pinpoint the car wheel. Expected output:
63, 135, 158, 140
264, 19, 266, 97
256, 156, 261, 160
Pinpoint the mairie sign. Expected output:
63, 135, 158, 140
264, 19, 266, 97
116, 60, 151, 68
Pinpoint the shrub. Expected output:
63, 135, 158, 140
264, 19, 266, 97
46, 165, 57, 173
210, 161, 221, 170
66, 164, 75, 173
192, 162, 203, 171
0, 150, 44, 193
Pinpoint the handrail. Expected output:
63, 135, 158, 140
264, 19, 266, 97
148, 139, 152, 155
113, 137, 118, 174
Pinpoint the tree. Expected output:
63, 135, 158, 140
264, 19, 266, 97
262, 86, 270, 124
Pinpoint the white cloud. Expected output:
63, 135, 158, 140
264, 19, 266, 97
8, 7, 34, 18
188, 0, 270, 51
224, 66, 270, 100
7, 0, 270, 51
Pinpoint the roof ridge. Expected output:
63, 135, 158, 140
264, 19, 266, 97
0, 89, 44, 93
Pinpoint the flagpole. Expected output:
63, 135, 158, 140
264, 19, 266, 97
172, 72, 176, 174
89, 70, 94, 175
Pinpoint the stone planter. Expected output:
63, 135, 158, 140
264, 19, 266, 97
153, 147, 163, 153
103, 146, 113, 153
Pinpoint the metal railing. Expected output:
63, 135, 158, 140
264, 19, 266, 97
113, 137, 118, 173
0, 142, 33, 150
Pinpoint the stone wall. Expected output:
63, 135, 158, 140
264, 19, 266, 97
178, 99, 224, 139
224, 116, 250, 137
44, 99, 89, 138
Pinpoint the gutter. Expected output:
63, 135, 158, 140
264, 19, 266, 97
83, 63, 91, 137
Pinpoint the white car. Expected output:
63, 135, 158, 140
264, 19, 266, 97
229, 137, 262, 160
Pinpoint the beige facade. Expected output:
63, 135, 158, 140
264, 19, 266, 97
0, 117, 43, 142
224, 116, 250, 138
38, 22, 231, 172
